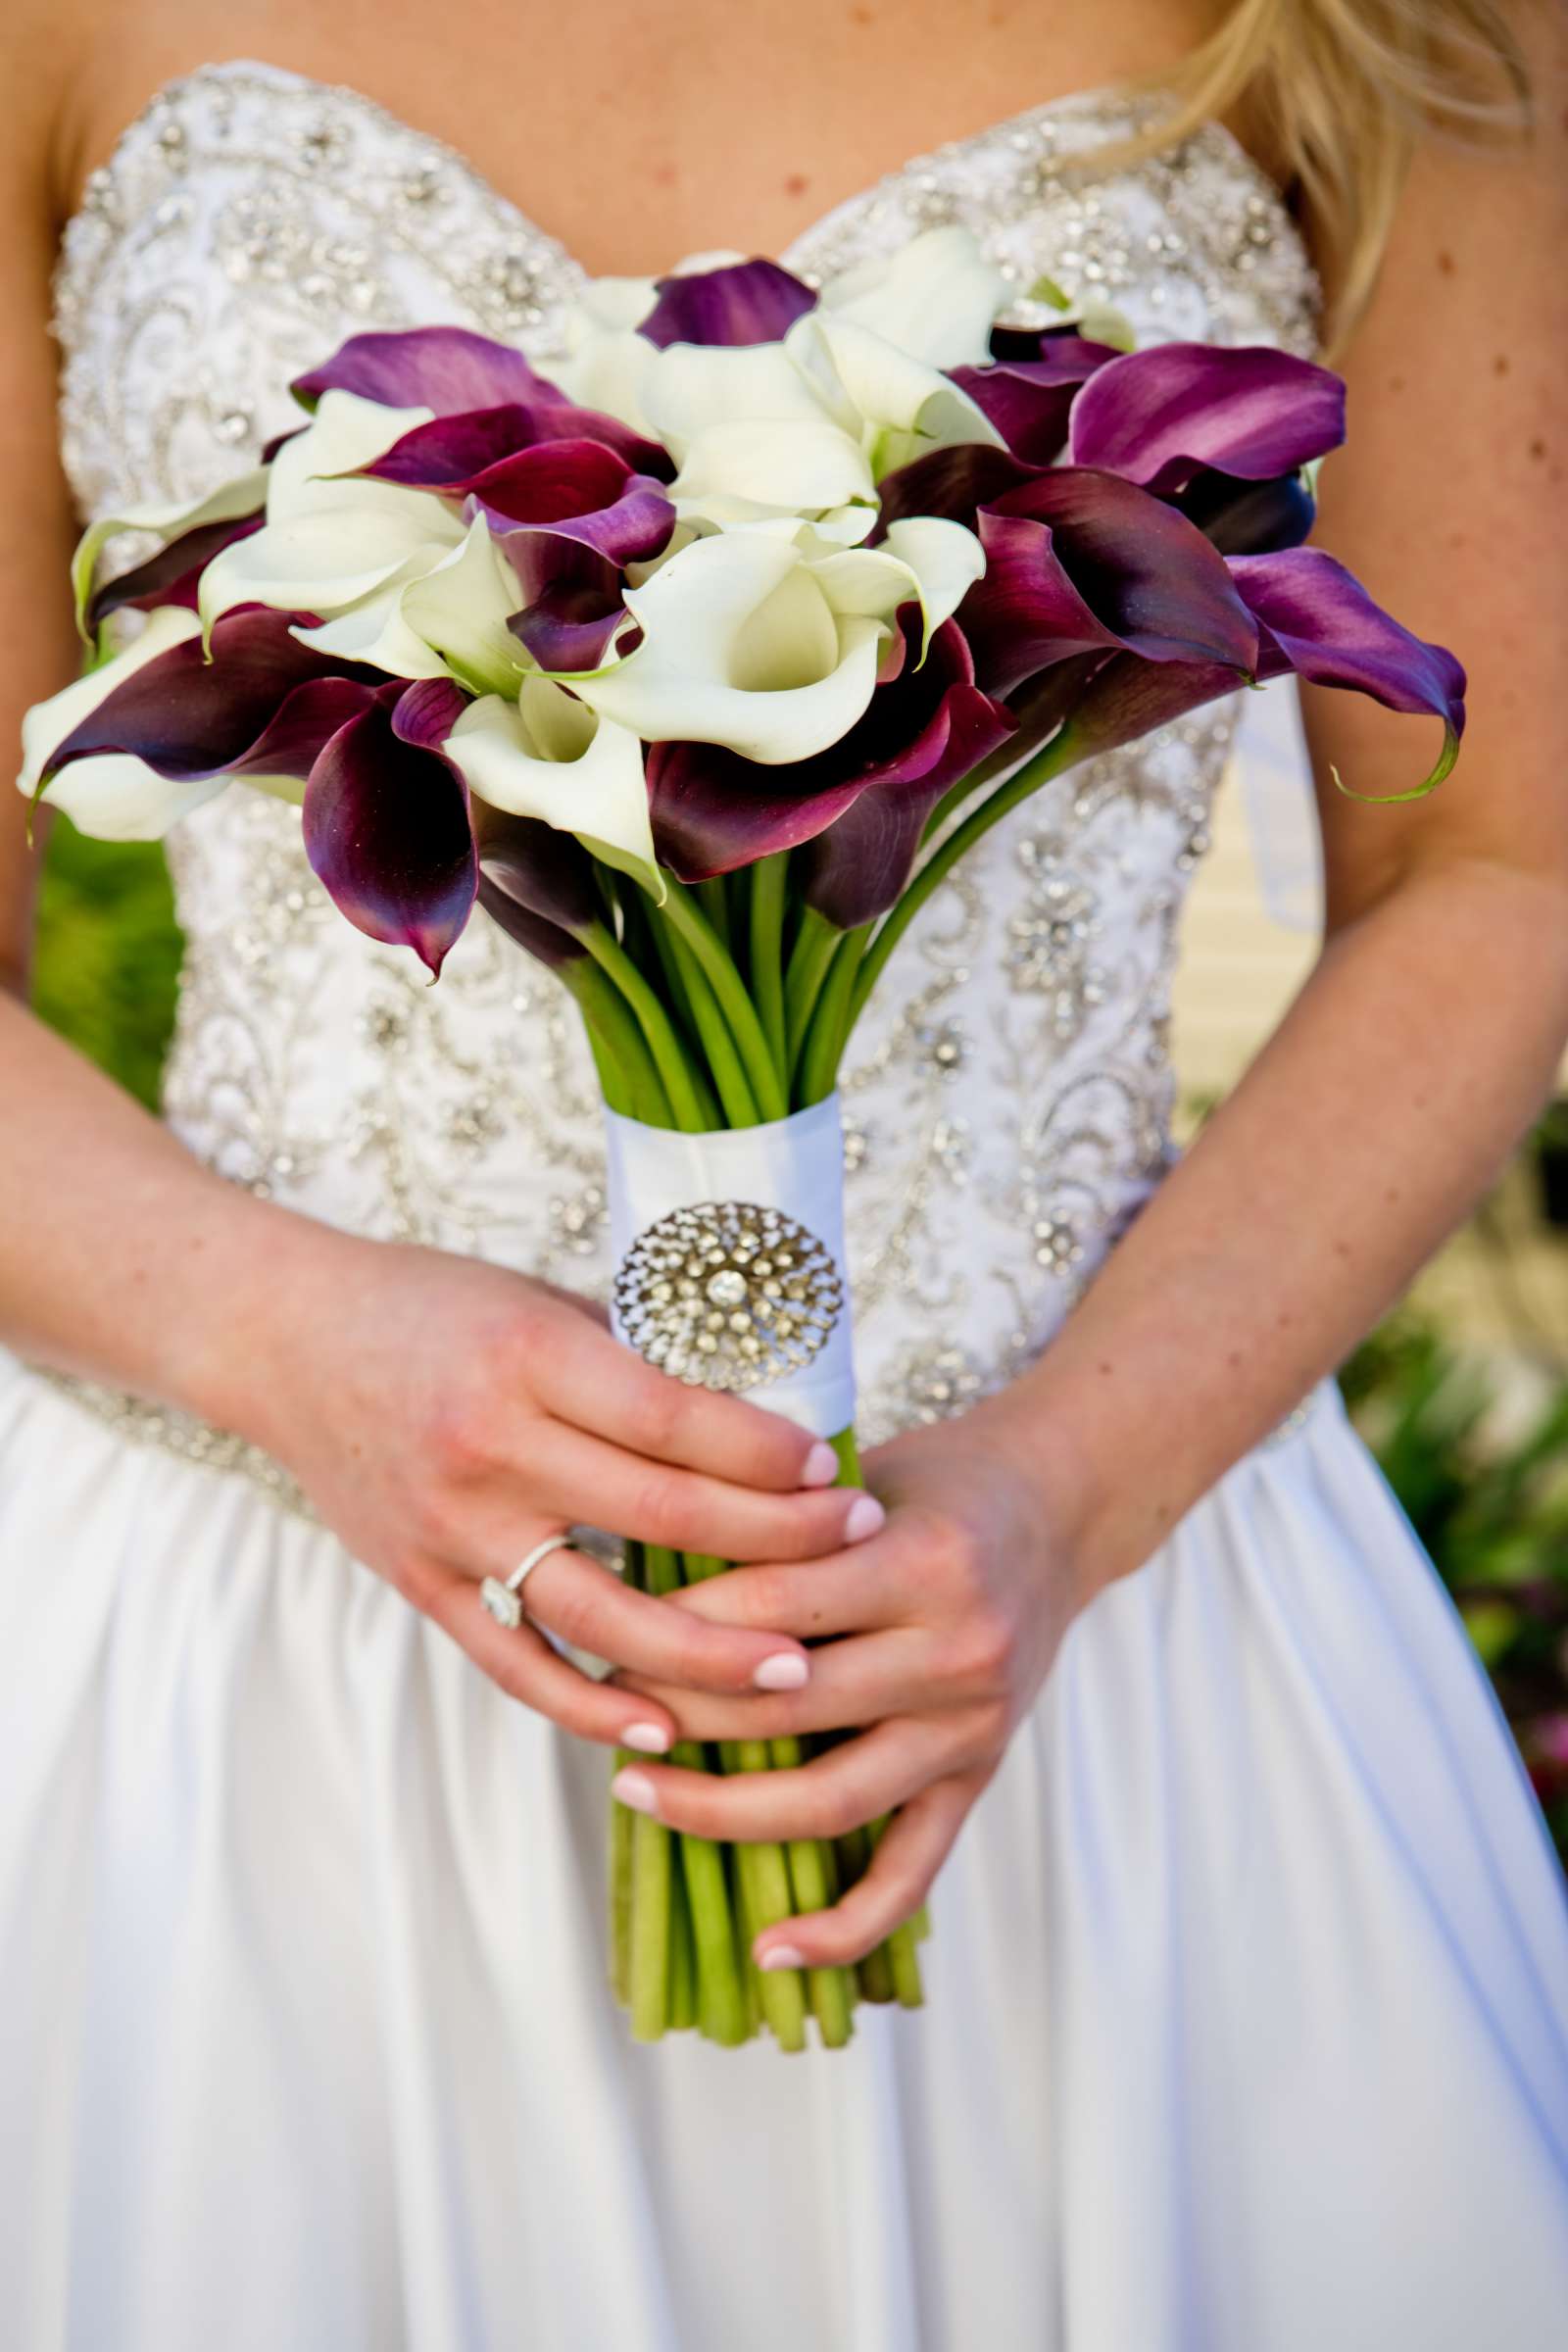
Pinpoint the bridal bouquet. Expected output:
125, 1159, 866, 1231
22, 226, 1464, 2051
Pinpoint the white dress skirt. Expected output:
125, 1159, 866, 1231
5, 58, 1567, 2352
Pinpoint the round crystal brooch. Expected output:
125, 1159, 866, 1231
612, 1202, 844, 1393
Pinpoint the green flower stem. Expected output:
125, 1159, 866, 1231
771, 1735, 856, 2049
797, 923, 871, 1106
727, 1741, 808, 2050
672, 1772, 751, 2048
850, 724, 1084, 1035
660, 916, 760, 1129
748, 853, 790, 1089
697, 877, 731, 952
667, 1848, 698, 2031
580, 919, 712, 1131
783, 907, 843, 1086
628, 1812, 673, 2039
564, 960, 672, 1125
726, 1831, 764, 2035
655, 879, 788, 1126
610, 1744, 636, 2008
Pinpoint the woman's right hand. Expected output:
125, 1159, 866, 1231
224, 1221, 880, 1756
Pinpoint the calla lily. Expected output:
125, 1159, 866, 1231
85, 513, 267, 630
291, 514, 532, 695
549, 277, 662, 437
70, 471, 270, 638
444, 681, 662, 895
24, 608, 389, 837
642, 340, 874, 519
477, 816, 604, 969
1062, 545, 1465, 795
639, 259, 817, 349
956, 469, 1260, 700
647, 612, 1012, 920
341, 394, 671, 488
786, 314, 1004, 483
198, 392, 460, 641
292, 324, 568, 418
817, 225, 1009, 369
563, 524, 921, 762
303, 677, 478, 977
790, 515, 987, 659
950, 332, 1122, 466
1066, 343, 1347, 495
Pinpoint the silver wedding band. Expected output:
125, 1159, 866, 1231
479, 1535, 578, 1630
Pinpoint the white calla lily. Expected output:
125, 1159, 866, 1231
805, 515, 986, 659
787, 314, 1004, 481
564, 525, 896, 763
549, 276, 661, 435
446, 685, 662, 896
71, 469, 270, 635
18, 608, 218, 839
397, 516, 532, 696
198, 391, 459, 640
817, 224, 1010, 368
642, 341, 874, 521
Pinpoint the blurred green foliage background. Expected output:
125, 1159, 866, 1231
32, 819, 1568, 1860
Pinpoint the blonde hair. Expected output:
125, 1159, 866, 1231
1116, 2, 1535, 357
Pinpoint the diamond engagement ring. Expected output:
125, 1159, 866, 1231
480, 1535, 577, 1630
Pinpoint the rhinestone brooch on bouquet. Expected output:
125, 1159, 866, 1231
613, 1202, 843, 1393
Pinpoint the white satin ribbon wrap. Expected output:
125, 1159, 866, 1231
604, 1093, 856, 1438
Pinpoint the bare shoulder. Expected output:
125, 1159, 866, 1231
1301, 2, 1568, 912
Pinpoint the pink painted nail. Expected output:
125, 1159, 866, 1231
759, 1944, 806, 1972
844, 1494, 886, 1544
611, 1768, 660, 1815
802, 1440, 839, 1488
754, 1652, 808, 1691
622, 1723, 671, 1755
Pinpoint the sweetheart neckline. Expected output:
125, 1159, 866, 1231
60, 53, 1311, 301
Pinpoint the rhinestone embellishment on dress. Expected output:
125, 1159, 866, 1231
613, 1204, 844, 1392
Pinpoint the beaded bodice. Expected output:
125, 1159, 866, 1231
50, 59, 1319, 1462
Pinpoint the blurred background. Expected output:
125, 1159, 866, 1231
31, 684, 1568, 1863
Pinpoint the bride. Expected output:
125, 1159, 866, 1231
3, 0, 1566, 2344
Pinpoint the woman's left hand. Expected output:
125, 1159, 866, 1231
604, 1395, 1098, 1969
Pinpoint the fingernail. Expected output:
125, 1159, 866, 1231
754, 1652, 808, 1691
622, 1722, 670, 1755
844, 1493, 886, 1543
611, 1768, 660, 1815
801, 1440, 839, 1488
759, 1943, 806, 1972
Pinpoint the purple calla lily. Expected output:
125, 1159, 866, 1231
956, 468, 1260, 700
476, 814, 603, 968
40, 610, 388, 786
303, 678, 478, 978
1062, 545, 1465, 795
950, 333, 1122, 466
639, 259, 818, 350
648, 612, 1013, 923
291, 324, 565, 418
875, 440, 1047, 532
348, 397, 672, 487
87, 513, 266, 628
1067, 343, 1347, 495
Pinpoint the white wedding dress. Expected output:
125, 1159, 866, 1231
3, 61, 1566, 2352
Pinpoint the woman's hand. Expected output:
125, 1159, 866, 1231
226, 1222, 886, 1757
602, 1393, 1097, 1968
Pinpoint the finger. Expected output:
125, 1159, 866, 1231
661, 1533, 910, 1641
752, 1777, 977, 1971
610, 1628, 945, 1740
531, 1307, 842, 1493
528, 1421, 884, 1563
608, 1716, 962, 1843
516, 1543, 816, 1697
425, 1568, 680, 1753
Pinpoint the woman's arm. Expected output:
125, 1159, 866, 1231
0, 43, 881, 1750
608, 21, 1568, 1960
